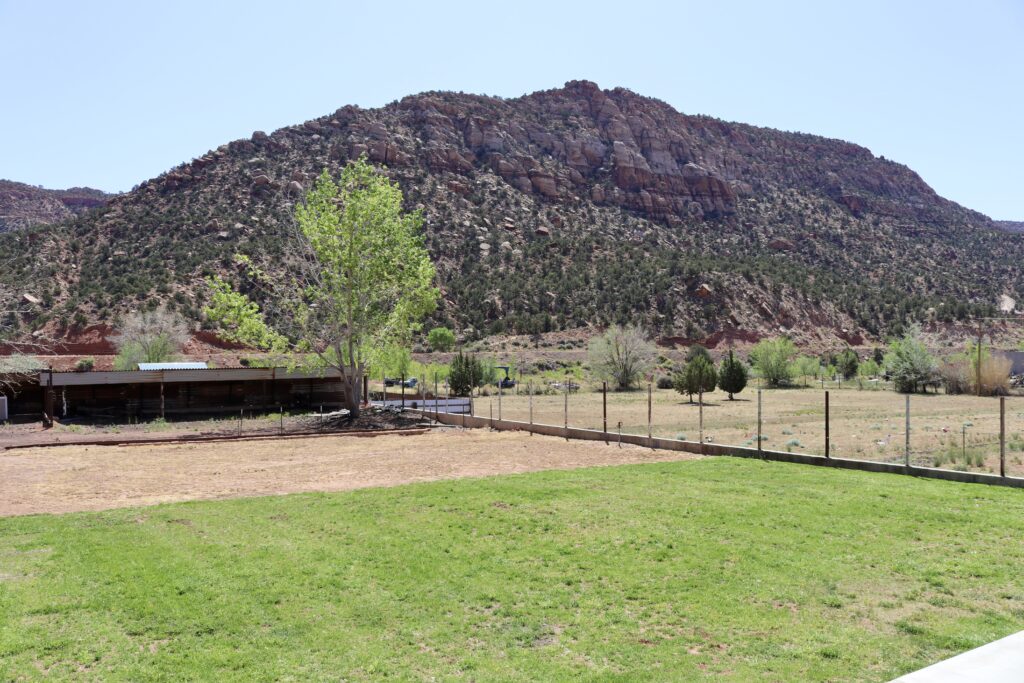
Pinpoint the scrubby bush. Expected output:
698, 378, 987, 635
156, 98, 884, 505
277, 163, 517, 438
75, 357, 95, 372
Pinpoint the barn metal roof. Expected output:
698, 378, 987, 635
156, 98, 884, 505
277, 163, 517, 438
137, 362, 209, 371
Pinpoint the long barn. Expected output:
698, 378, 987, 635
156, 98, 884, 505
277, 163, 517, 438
4, 366, 348, 423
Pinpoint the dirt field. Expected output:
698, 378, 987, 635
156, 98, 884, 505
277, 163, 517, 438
476, 385, 1024, 476
0, 428, 700, 517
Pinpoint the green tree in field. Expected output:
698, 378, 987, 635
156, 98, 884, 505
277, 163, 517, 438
717, 350, 748, 400
835, 348, 859, 380
448, 351, 483, 397
858, 359, 880, 379
790, 355, 820, 386
381, 346, 413, 380
884, 324, 936, 393
588, 324, 656, 390
673, 355, 717, 404
205, 159, 438, 417
426, 326, 456, 352
750, 337, 796, 387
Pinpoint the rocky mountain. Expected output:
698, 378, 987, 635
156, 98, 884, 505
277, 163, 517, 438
1, 81, 1020, 347
0, 180, 112, 233
997, 221, 1024, 234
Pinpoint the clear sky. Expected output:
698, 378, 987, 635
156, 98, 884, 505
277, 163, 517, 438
1, 0, 1022, 219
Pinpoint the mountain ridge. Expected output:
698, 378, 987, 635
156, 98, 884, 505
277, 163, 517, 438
0, 180, 113, 233
0, 81, 1018, 348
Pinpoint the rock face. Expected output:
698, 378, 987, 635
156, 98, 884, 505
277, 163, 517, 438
0, 80, 1016, 345
0, 180, 112, 232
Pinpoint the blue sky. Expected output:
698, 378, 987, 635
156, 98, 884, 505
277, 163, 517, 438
1, 0, 1022, 219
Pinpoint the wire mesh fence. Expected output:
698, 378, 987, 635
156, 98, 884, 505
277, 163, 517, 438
462, 382, 1021, 479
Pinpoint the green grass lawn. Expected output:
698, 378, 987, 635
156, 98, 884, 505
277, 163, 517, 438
2, 459, 1024, 681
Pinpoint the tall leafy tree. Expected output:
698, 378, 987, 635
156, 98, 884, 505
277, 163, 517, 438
205, 158, 438, 416
110, 306, 189, 370
884, 324, 936, 393
717, 350, 748, 399
750, 337, 796, 387
587, 324, 656, 390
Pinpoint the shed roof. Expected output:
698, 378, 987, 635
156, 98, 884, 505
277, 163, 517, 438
137, 362, 209, 371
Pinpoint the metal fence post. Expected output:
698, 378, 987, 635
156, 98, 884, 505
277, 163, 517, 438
529, 382, 533, 427
564, 387, 569, 441
647, 382, 653, 447
603, 381, 608, 443
435, 374, 439, 420
824, 390, 830, 459
757, 389, 762, 457
401, 375, 405, 410
905, 394, 911, 469
239, 408, 243, 437
498, 378, 503, 421
1000, 396, 1006, 478
698, 388, 704, 454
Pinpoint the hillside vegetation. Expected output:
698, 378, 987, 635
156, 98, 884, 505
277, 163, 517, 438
1, 81, 1019, 344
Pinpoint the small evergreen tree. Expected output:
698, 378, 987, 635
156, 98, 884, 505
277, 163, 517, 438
717, 350, 748, 399
448, 351, 483, 397
835, 348, 859, 380
673, 355, 717, 404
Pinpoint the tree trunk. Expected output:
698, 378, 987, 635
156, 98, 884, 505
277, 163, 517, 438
341, 368, 362, 418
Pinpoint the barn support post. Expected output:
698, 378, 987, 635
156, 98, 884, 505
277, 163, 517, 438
160, 381, 165, 420
43, 367, 54, 427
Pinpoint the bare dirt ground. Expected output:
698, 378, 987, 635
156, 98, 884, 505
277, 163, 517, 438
0, 408, 431, 450
0, 429, 700, 517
